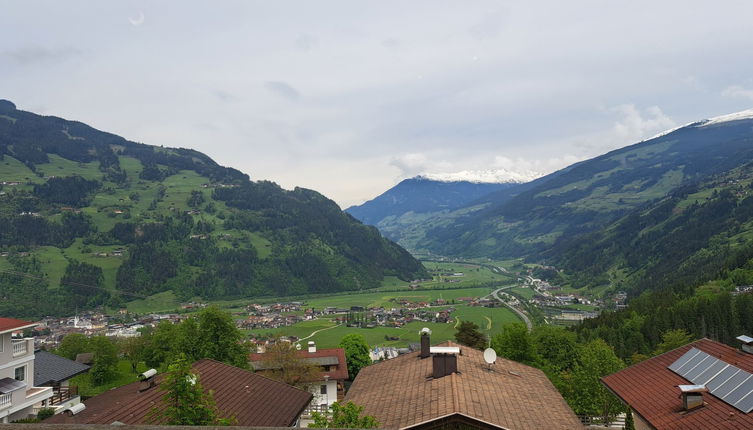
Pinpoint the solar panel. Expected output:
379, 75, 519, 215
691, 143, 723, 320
694, 360, 729, 385
675, 349, 708, 375
707, 367, 740, 392
669, 348, 701, 373
735, 389, 753, 413
714, 370, 751, 398
686, 356, 718, 382
724, 375, 753, 405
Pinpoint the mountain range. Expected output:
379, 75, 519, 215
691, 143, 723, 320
0, 100, 427, 318
351, 109, 753, 293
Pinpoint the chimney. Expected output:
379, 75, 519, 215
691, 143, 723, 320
420, 327, 431, 358
679, 385, 707, 411
737, 335, 753, 354
308, 341, 317, 353
430, 346, 460, 378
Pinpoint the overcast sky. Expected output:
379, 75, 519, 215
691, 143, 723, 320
2, 1, 753, 207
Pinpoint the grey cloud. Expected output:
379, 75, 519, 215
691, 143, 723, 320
296, 34, 316, 52
264, 81, 301, 101
4, 46, 81, 65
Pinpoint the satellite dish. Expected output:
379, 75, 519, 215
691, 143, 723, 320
483, 348, 497, 365
295, 343, 302, 350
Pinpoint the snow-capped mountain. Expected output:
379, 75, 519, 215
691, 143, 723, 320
418, 168, 543, 184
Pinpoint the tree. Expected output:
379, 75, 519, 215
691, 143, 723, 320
568, 339, 625, 423
89, 336, 119, 385
119, 336, 147, 374
654, 329, 693, 356
56, 333, 90, 360
309, 401, 379, 428
454, 320, 486, 349
531, 325, 577, 371
338, 334, 371, 379
150, 355, 232, 425
258, 341, 320, 388
196, 306, 249, 368
491, 323, 536, 364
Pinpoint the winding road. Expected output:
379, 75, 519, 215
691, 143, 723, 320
486, 285, 533, 332
299, 323, 342, 341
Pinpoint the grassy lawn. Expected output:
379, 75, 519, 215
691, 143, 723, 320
37, 155, 102, 180
0, 156, 42, 183
508, 286, 536, 299
70, 359, 148, 398
248, 303, 522, 349
127, 291, 180, 314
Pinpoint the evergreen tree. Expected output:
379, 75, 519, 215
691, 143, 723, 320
454, 320, 486, 350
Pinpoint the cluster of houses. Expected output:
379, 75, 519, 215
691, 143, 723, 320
4, 314, 753, 429
32, 312, 187, 349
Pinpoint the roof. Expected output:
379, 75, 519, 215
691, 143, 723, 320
46, 359, 313, 426
602, 338, 753, 430
34, 350, 91, 386
0, 317, 36, 334
344, 341, 581, 430
0, 377, 26, 394
250, 347, 348, 381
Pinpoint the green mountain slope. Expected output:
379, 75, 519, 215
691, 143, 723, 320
0, 100, 427, 318
415, 112, 753, 259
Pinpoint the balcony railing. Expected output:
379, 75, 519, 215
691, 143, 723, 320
12, 339, 28, 357
49, 386, 78, 406
0, 393, 11, 409
302, 404, 329, 417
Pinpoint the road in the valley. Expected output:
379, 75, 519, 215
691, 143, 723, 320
481, 283, 534, 333
299, 323, 342, 341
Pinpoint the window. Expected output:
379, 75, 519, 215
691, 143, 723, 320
14, 366, 25, 381
323, 365, 331, 372
320, 385, 327, 395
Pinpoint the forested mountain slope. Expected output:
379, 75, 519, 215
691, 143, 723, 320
346, 177, 521, 245
0, 100, 427, 318
416, 110, 753, 259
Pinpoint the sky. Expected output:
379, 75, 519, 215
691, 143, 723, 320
2, 1, 753, 208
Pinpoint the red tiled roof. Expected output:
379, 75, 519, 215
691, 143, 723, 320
46, 359, 312, 426
602, 338, 753, 430
0, 317, 35, 334
250, 347, 349, 381
344, 341, 582, 430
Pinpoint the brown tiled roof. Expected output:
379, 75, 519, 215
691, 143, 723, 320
46, 359, 312, 426
602, 338, 753, 430
344, 341, 582, 430
250, 347, 349, 381
0, 317, 35, 334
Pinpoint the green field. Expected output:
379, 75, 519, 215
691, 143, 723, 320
70, 359, 148, 397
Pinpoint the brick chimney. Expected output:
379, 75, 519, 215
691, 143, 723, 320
430, 346, 460, 378
308, 341, 316, 353
420, 327, 431, 359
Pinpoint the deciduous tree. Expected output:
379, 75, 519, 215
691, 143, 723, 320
309, 401, 378, 428
338, 334, 371, 379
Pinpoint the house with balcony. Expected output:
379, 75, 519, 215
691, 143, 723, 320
0, 318, 53, 423
250, 341, 348, 422
33, 350, 89, 413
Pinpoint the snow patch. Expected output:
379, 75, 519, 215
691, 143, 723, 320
417, 168, 542, 184
700, 108, 753, 126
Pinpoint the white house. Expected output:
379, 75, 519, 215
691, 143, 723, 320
250, 341, 348, 424
0, 318, 53, 423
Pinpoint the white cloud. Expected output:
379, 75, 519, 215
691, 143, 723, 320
2, 1, 752, 206
722, 85, 753, 101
